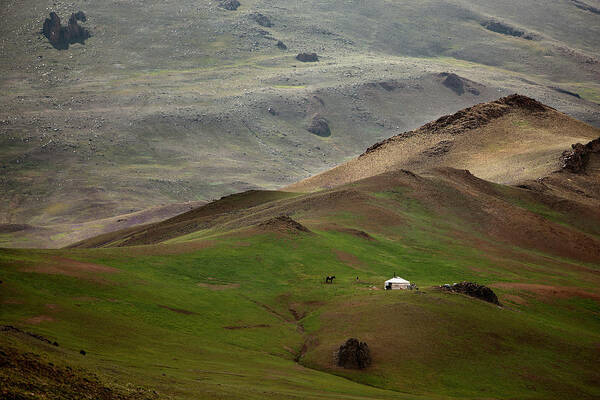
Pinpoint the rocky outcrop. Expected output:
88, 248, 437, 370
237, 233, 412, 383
251, 13, 273, 27
571, 0, 600, 15
258, 216, 310, 233
361, 94, 549, 157
296, 53, 319, 62
439, 73, 480, 96
336, 338, 371, 369
307, 114, 331, 137
440, 282, 500, 305
441, 73, 465, 95
42, 11, 90, 50
219, 0, 240, 11
560, 137, 600, 173
481, 20, 537, 40
276, 40, 287, 50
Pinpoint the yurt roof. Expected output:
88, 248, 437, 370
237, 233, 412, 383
385, 277, 410, 284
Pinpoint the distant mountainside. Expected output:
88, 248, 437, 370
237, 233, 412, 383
287, 94, 600, 191
71, 96, 600, 258
1, 0, 600, 230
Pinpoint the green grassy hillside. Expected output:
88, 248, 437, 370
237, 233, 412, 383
2, 159, 599, 398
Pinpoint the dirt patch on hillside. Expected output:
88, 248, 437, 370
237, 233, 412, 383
336, 228, 374, 240
502, 294, 528, 305
23, 315, 55, 324
158, 305, 197, 315
333, 250, 367, 271
52, 257, 119, 273
491, 283, 600, 302
197, 282, 240, 290
2, 298, 24, 305
19, 257, 118, 283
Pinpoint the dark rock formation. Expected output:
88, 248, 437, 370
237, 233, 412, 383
43, 12, 62, 47
439, 73, 480, 96
571, 0, 600, 14
336, 338, 371, 369
219, 0, 240, 11
251, 13, 273, 27
296, 53, 319, 62
276, 40, 287, 50
441, 73, 465, 95
307, 114, 331, 137
481, 20, 532, 39
42, 11, 90, 50
552, 87, 581, 99
560, 138, 600, 173
440, 282, 500, 305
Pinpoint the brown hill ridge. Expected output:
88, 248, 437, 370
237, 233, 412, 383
288, 94, 599, 192
362, 94, 549, 156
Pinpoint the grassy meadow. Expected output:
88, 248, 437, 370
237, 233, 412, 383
2, 171, 599, 399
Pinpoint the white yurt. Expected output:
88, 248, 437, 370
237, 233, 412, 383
384, 276, 411, 290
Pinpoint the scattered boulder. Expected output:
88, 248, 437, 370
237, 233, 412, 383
307, 114, 331, 137
336, 338, 371, 369
439, 73, 480, 96
296, 53, 319, 62
219, 0, 240, 11
440, 282, 500, 305
481, 20, 535, 40
276, 40, 288, 50
267, 106, 278, 115
251, 13, 273, 27
42, 11, 90, 50
441, 73, 465, 95
560, 138, 600, 173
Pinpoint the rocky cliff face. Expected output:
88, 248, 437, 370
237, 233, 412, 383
561, 137, 600, 173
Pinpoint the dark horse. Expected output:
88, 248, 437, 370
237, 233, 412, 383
325, 275, 336, 284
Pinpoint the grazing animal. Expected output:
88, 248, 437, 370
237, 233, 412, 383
325, 275, 336, 284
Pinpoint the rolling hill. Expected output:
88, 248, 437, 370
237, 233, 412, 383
287, 94, 600, 191
2, 96, 600, 399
